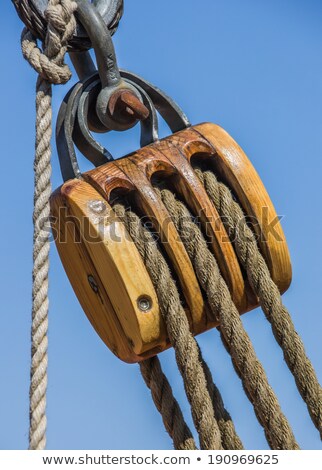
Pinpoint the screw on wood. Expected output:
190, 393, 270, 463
137, 296, 152, 312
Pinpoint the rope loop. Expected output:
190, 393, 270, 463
20, 0, 77, 84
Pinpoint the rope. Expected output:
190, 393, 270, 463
140, 358, 197, 450
17, 0, 318, 451
20, 0, 77, 450
21, 1, 76, 84
141, 353, 242, 449
158, 188, 299, 450
196, 168, 322, 438
113, 204, 223, 450
198, 346, 244, 450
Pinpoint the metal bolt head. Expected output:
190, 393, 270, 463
88, 200, 107, 215
137, 296, 152, 312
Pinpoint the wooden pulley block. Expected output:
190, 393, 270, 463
50, 123, 292, 363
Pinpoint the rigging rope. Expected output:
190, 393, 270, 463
20, 0, 77, 450
198, 346, 244, 450
140, 358, 197, 450
20, 0, 196, 452
17, 0, 321, 452
157, 187, 299, 450
114, 204, 224, 450
196, 168, 322, 438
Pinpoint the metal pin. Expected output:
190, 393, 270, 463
137, 296, 152, 312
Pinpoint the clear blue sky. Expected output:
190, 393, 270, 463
0, 0, 321, 450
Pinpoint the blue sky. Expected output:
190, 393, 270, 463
0, 0, 321, 450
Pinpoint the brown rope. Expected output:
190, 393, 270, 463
196, 168, 322, 438
140, 357, 197, 450
198, 346, 244, 450
113, 204, 223, 450
158, 188, 299, 450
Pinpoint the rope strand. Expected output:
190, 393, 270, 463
197, 346, 244, 450
196, 168, 322, 438
113, 203, 223, 450
158, 187, 299, 450
19, 0, 316, 450
21, 0, 77, 450
140, 357, 197, 450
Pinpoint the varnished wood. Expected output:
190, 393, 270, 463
51, 123, 292, 362
152, 137, 248, 312
50, 179, 166, 363
192, 123, 292, 294
85, 149, 208, 334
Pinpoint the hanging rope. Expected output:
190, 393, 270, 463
20, 0, 77, 450
19, 0, 199, 452
114, 204, 228, 450
196, 168, 322, 438
157, 188, 299, 450
16, 0, 320, 452
198, 346, 244, 450
140, 358, 197, 450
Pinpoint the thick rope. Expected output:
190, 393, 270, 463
113, 204, 223, 450
140, 358, 197, 450
198, 346, 244, 450
142, 353, 242, 450
158, 188, 299, 450
21, 0, 77, 450
196, 168, 322, 438
21, 0, 77, 84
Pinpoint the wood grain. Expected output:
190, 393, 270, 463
51, 123, 292, 362
85, 149, 208, 334
193, 123, 292, 294
153, 136, 248, 312
50, 179, 166, 363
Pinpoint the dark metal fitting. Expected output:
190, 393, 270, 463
12, 0, 124, 51
56, 70, 191, 182
108, 89, 150, 125
96, 81, 150, 131
74, 0, 149, 131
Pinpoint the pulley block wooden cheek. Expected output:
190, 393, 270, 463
50, 122, 292, 363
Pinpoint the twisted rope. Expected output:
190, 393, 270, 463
113, 204, 223, 450
158, 188, 299, 450
196, 168, 322, 438
140, 358, 197, 450
198, 346, 244, 450
20, 0, 77, 450
21, 0, 77, 84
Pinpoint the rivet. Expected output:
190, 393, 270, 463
137, 296, 152, 312
88, 200, 107, 214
